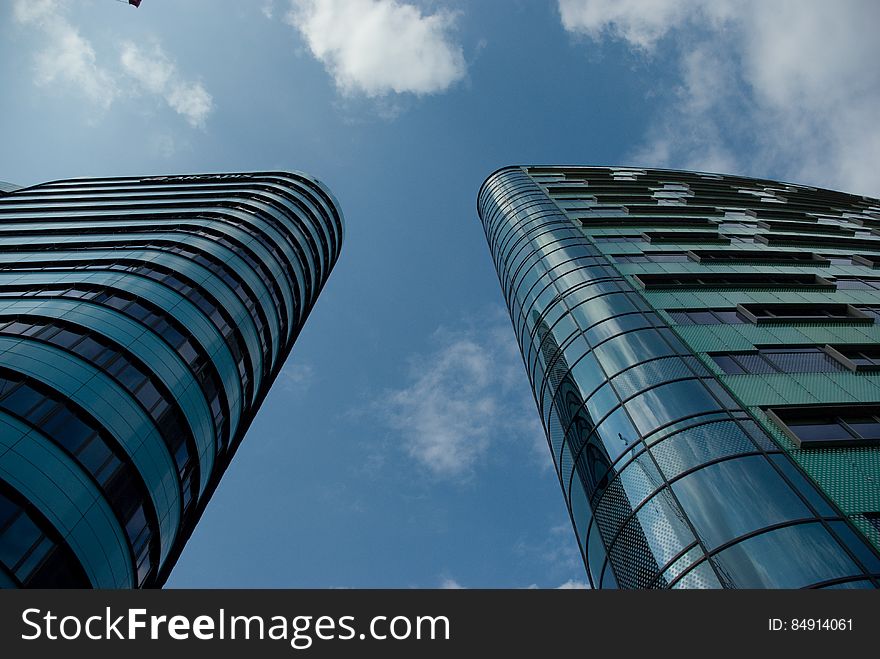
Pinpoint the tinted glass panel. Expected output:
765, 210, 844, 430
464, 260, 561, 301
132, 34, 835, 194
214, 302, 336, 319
711, 523, 861, 588
672, 455, 811, 550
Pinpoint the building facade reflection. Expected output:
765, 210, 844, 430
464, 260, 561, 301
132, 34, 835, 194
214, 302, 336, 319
479, 166, 880, 588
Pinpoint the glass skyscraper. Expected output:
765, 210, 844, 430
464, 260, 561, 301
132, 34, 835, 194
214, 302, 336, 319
479, 166, 880, 588
0, 171, 343, 588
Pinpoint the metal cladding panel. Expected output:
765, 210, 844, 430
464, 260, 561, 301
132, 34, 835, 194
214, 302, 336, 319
0, 171, 343, 587
478, 165, 880, 588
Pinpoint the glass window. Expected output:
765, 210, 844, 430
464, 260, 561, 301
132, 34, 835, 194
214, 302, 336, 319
768, 454, 836, 518
0, 513, 41, 570
624, 379, 723, 436
137, 381, 163, 412
650, 421, 757, 478
711, 348, 844, 375
712, 309, 745, 324
672, 455, 811, 550
594, 406, 638, 462
15, 536, 54, 581
585, 312, 653, 346
0, 384, 44, 418
593, 328, 679, 376
0, 493, 17, 528
771, 406, 880, 447
586, 520, 607, 588
39, 410, 94, 453
711, 355, 747, 375
49, 329, 81, 349
787, 419, 852, 442
112, 363, 145, 390
75, 434, 111, 475
73, 336, 105, 362
711, 523, 862, 588
569, 478, 592, 547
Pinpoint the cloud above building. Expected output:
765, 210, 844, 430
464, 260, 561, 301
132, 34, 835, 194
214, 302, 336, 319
120, 42, 213, 128
13, 0, 118, 109
13, 0, 213, 128
285, 0, 467, 97
558, 0, 880, 196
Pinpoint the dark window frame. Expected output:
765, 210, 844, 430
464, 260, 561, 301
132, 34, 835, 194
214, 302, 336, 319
766, 405, 880, 449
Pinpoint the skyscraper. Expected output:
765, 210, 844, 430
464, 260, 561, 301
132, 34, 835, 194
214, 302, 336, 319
479, 165, 880, 588
0, 171, 343, 588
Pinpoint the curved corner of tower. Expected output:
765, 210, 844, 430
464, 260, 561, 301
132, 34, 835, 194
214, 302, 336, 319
477, 165, 526, 216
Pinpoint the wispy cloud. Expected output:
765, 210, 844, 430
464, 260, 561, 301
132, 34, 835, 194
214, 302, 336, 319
450, 578, 589, 589
14, 0, 117, 109
514, 522, 584, 582
277, 362, 315, 394
558, 0, 880, 196
285, 0, 467, 97
555, 579, 589, 589
13, 1, 213, 128
377, 317, 543, 480
120, 42, 213, 128
439, 577, 465, 589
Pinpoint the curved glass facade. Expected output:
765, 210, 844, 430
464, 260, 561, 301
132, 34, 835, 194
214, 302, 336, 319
0, 171, 343, 588
478, 166, 880, 588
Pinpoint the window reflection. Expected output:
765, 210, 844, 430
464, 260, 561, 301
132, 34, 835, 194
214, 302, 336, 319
624, 379, 723, 435
711, 523, 861, 588
672, 455, 811, 550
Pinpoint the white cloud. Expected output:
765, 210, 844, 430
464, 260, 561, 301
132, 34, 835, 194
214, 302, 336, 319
378, 320, 543, 480
14, 0, 117, 109
278, 362, 315, 394
439, 577, 465, 589
13, 2, 213, 128
559, 0, 688, 50
443, 577, 588, 589
558, 0, 880, 196
285, 0, 466, 96
556, 579, 589, 589
120, 42, 213, 128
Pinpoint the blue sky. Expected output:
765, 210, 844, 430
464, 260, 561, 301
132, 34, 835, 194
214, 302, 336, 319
2, 0, 878, 588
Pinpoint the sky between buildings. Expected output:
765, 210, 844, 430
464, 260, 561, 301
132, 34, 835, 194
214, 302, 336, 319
1, 0, 878, 588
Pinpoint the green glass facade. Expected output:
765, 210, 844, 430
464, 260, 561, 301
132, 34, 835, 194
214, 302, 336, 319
479, 165, 880, 588
0, 171, 343, 587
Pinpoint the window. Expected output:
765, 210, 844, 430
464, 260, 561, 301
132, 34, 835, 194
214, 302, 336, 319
824, 344, 880, 372
767, 405, 880, 448
737, 303, 872, 324
820, 255, 854, 265
642, 231, 729, 244
710, 347, 845, 375
671, 455, 811, 550
727, 234, 756, 245
635, 273, 831, 290
0, 488, 89, 587
759, 233, 880, 249
0, 316, 199, 518
611, 252, 688, 263
667, 308, 746, 325
853, 254, 880, 269
579, 216, 714, 228
0, 372, 157, 583
756, 219, 855, 236
591, 235, 644, 243
687, 250, 827, 265
835, 277, 880, 291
